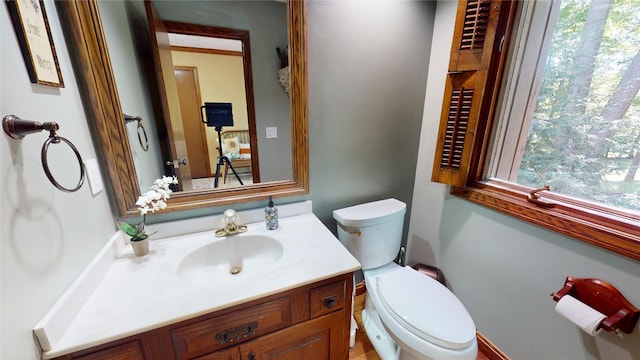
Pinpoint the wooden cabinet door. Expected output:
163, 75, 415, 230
239, 312, 346, 360
194, 347, 241, 360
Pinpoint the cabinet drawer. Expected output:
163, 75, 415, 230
171, 297, 291, 360
310, 280, 346, 318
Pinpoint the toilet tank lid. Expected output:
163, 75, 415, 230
333, 198, 406, 227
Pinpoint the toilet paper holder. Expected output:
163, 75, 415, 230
551, 276, 640, 334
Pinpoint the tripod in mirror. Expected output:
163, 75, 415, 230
201, 102, 243, 188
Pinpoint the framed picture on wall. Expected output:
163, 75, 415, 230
6, 0, 64, 87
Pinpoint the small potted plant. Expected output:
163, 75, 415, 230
117, 175, 178, 256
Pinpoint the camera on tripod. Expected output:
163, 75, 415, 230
201, 102, 234, 129
200, 102, 243, 187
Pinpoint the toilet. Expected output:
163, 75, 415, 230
334, 199, 477, 360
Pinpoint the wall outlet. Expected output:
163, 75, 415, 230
266, 127, 278, 139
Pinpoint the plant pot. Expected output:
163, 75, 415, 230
131, 238, 149, 256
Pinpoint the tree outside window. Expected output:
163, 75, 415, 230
507, 0, 640, 212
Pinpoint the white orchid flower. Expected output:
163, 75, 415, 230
121, 175, 178, 243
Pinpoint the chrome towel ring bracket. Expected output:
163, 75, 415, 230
124, 114, 149, 151
2, 115, 85, 193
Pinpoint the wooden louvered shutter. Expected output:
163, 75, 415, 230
434, 71, 486, 185
432, 0, 511, 186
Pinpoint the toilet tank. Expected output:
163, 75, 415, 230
333, 199, 406, 270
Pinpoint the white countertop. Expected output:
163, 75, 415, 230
36, 206, 360, 359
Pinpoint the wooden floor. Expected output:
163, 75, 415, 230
349, 293, 492, 360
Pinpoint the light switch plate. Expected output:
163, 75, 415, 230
84, 158, 104, 195
266, 126, 278, 139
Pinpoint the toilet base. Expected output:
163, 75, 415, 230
362, 308, 400, 360
362, 303, 424, 360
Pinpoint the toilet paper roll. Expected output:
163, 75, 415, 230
555, 295, 607, 336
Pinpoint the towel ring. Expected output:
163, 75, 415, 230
3, 115, 85, 193
124, 114, 149, 151
41, 134, 85, 192
137, 121, 149, 151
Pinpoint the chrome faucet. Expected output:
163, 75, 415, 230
215, 209, 248, 237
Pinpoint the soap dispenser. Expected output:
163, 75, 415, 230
265, 196, 279, 230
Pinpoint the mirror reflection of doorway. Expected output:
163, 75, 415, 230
174, 66, 211, 179
169, 32, 258, 189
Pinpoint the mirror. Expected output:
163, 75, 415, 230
127, 0, 293, 192
57, 0, 308, 218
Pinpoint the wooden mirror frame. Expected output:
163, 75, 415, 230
57, 0, 308, 218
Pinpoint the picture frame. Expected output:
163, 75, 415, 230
6, 0, 64, 87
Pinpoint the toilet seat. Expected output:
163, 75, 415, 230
376, 266, 476, 350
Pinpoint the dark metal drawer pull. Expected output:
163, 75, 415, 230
215, 321, 259, 345
324, 296, 337, 309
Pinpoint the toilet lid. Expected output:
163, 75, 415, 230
376, 266, 476, 350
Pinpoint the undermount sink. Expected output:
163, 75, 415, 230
177, 235, 284, 287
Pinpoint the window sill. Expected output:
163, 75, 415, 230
451, 181, 640, 261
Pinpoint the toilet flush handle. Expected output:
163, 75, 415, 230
349, 229, 361, 237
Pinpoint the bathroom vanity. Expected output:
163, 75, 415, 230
50, 273, 352, 360
35, 202, 360, 360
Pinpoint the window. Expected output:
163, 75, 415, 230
432, 0, 640, 260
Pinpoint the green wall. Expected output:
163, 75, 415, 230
408, 2, 640, 359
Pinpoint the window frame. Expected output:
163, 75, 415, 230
432, 0, 640, 261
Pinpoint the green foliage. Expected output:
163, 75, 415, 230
116, 221, 148, 242
517, 0, 640, 212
